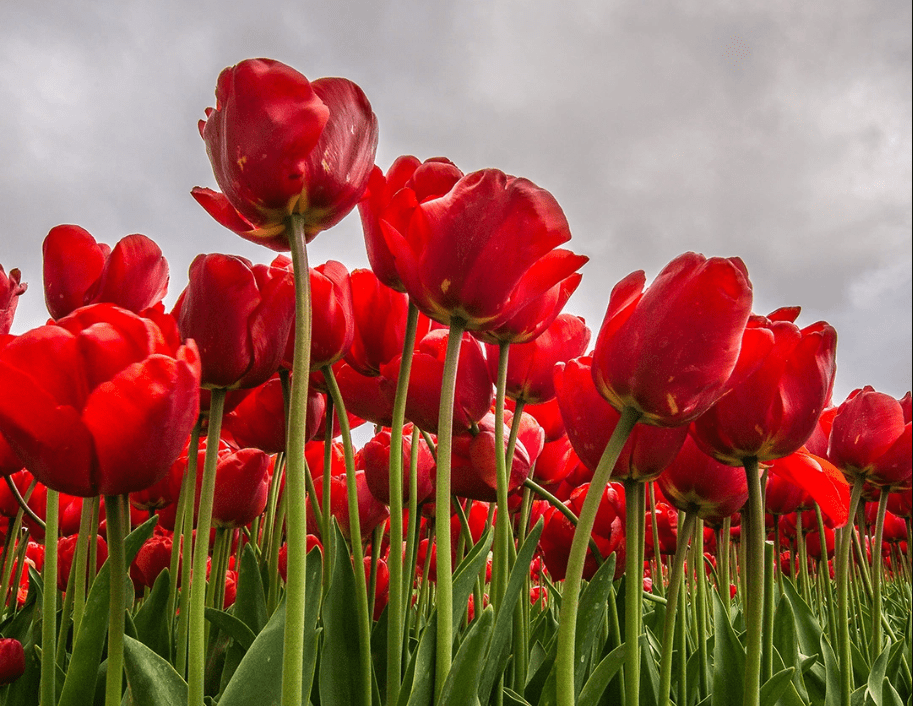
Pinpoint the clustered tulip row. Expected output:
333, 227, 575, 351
0, 57, 910, 706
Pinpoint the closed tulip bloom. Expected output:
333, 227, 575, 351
485, 314, 590, 404
657, 434, 750, 525
828, 387, 912, 489
764, 470, 808, 516
193, 58, 378, 249
554, 357, 687, 481
450, 410, 544, 502
210, 446, 271, 528
524, 397, 566, 441
0, 266, 26, 335
0, 304, 201, 497
132, 530, 175, 589
379, 168, 588, 332
42, 225, 168, 320
591, 252, 754, 427
359, 156, 463, 291
57, 533, 108, 591
0, 638, 25, 686
307, 470, 388, 542
381, 329, 493, 434
174, 253, 294, 389
361, 425, 435, 505
692, 307, 837, 465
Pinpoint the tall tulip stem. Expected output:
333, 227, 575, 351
555, 405, 640, 706
492, 341, 512, 612
40, 489, 59, 706
837, 475, 865, 706
434, 319, 466, 698
386, 301, 419, 705
281, 214, 314, 706
870, 489, 890, 660
103, 494, 127, 706
188, 386, 226, 706
742, 457, 764, 706
658, 510, 697, 706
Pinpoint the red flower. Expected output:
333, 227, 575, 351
0, 304, 201, 496
827, 387, 912, 490
381, 329, 492, 434
591, 252, 753, 426
173, 253, 294, 389
0, 266, 26, 335
691, 307, 837, 464
485, 314, 590, 405
378, 168, 587, 332
132, 530, 175, 589
769, 451, 850, 527
554, 357, 687, 481
0, 638, 25, 686
359, 156, 463, 291
58, 533, 108, 591
307, 470, 389, 542
193, 58, 378, 249
361, 425, 435, 505
42, 225, 168, 320
656, 434, 750, 525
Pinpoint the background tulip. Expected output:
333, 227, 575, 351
0, 265, 26, 335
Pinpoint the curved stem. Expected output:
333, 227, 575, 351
433, 320, 466, 698
4, 475, 44, 530
323, 365, 373, 704
742, 457, 764, 706
281, 215, 313, 706
104, 494, 127, 706
523, 478, 606, 563
658, 510, 697, 706
386, 301, 419, 706
492, 342, 511, 613
623, 478, 647, 706
555, 406, 640, 706
40, 489, 59, 706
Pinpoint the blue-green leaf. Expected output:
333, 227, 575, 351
439, 606, 494, 706
122, 634, 188, 706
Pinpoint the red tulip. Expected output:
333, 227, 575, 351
0, 304, 201, 496
307, 470, 389, 542
360, 425, 435, 505
57, 533, 108, 592
42, 226, 168, 320
381, 329, 492, 434
554, 357, 687, 481
591, 252, 753, 427
359, 156, 463, 291
764, 471, 808, 517
524, 397, 566, 442
485, 314, 590, 404
691, 307, 837, 464
174, 253, 294, 389
656, 434, 750, 525
378, 168, 587, 332
193, 58, 378, 249
0, 266, 26, 335
827, 387, 912, 489
131, 530, 175, 589
644, 502, 679, 558
769, 451, 850, 527
365, 556, 390, 620
0, 638, 25, 686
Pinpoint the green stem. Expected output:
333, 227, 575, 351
169, 419, 200, 664
71, 496, 95, 640
555, 406, 640, 706
321, 392, 334, 594
870, 489, 889, 661
281, 215, 313, 706
742, 457, 764, 706
718, 518, 731, 611
649, 483, 665, 598
762, 539, 775, 682
837, 475, 865, 706
492, 342, 512, 614
323, 365, 373, 704
188, 387, 226, 706
386, 301, 419, 706
104, 494, 127, 706
40, 489, 59, 706
175, 433, 199, 677
695, 518, 710, 700
814, 503, 838, 650
523, 477, 606, 563
658, 510, 697, 706
796, 511, 811, 606
434, 319, 466, 698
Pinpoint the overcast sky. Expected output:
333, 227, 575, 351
1, 0, 910, 403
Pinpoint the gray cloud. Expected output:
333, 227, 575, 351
1, 0, 909, 403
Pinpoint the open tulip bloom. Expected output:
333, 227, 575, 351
4, 55, 912, 706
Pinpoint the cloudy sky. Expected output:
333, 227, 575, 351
1, 0, 910, 403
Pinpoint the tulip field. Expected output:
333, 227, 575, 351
0, 58, 910, 706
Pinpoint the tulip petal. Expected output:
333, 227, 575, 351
43, 225, 107, 320
770, 451, 850, 527
89, 234, 169, 312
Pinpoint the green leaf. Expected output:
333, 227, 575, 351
501, 687, 533, 705
233, 543, 268, 635
451, 527, 494, 632
573, 552, 617, 695
477, 520, 543, 704
881, 678, 904, 706
866, 645, 890, 706
820, 634, 840, 706
319, 525, 370, 706
132, 569, 172, 661
439, 606, 494, 706
58, 515, 158, 706
780, 575, 822, 658
577, 643, 626, 706
401, 613, 436, 706
218, 548, 322, 706
760, 666, 795, 706
711, 589, 744, 706
122, 634, 188, 706
204, 608, 257, 651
